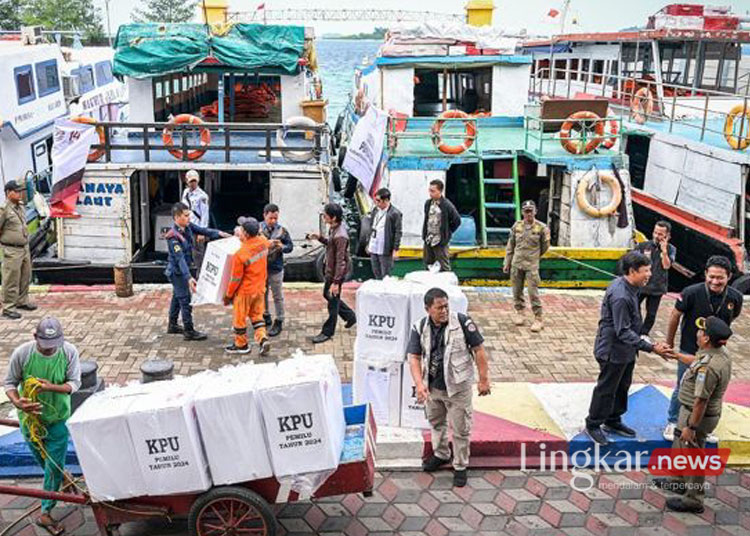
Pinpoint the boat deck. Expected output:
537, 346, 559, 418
89, 128, 330, 170
388, 117, 625, 169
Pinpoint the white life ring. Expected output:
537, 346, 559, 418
576, 171, 622, 218
277, 116, 317, 162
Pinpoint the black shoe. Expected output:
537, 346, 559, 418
16, 303, 37, 311
312, 333, 331, 344
585, 426, 609, 446
422, 454, 451, 472
666, 497, 704, 514
258, 337, 270, 356
183, 329, 208, 341
224, 343, 251, 354
344, 318, 356, 329
453, 469, 468, 487
2, 310, 21, 320
263, 314, 272, 327
268, 320, 283, 337
652, 478, 686, 495
603, 422, 637, 438
167, 323, 184, 334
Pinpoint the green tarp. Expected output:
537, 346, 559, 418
113, 23, 305, 79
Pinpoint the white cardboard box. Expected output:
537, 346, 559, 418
126, 379, 212, 496
154, 213, 173, 253
409, 283, 468, 325
399, 362, 431, 430
352, 357, 401, 427
192, 236, 242, 306
193, 363, 276, 485
404, 270, 459, 287
68, 383, 153, 502
354, 278, 414, 361
257, 355, 345, 477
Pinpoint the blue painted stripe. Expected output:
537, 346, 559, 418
375, 55, 532, 67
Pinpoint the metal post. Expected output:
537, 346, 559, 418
218, 75, 225, 123
700, 94, 709, 142
512, 154, 520, 221
442, 68, 448, 112
105, 0, 113, 47
478, 156, 487, 247
669, 93, 677, 133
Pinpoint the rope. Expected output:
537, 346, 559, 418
546, 250, 619, 279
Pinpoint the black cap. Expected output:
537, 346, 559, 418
4, 180, 22, 192
521, 200, 536, 211
240, 217, 260, 237
696, 316, 732, 342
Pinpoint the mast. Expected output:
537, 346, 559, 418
560, 0, 572, 34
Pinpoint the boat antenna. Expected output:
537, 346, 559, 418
560, 0, 571, 34
201, 0, 211, 36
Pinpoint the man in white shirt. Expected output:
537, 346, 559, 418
181, 169, 210, 273
363, 188, 402, 279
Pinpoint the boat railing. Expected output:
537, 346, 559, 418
523, 111, 625, 157
530, 66, 750, 150
85, 121, 330, 165
386, 116, 481, 158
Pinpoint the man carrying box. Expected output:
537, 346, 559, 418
166, 202, 230, 341
224, 218, 271, 355
4, 317, 81, 536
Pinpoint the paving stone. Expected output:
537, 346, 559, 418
538, 500, 587, 528
584, 513, 637, 536
661, 513, 713, 536
598, 474, 644, 500
504, 515, 557, 536
614, 499, 662, 527
436, 516, 473, 532
280, 518, 313, 532
434, 503, 464, 517
699, 497, 740, 525
715, 485, 750, 510
569, 487, 616, 513
381, 504, 405, 529
398, 516, 429, 531
494, 488, 542, 515
358, 517, 392, 532
423, 519, 449, 536
478, 514, 508, 532
526, 474, 572, 499
395, 503, 428, 518
458, 505, 483, 530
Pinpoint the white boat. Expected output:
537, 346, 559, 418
61, 46, 128, 122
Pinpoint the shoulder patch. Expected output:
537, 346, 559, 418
172, 243, 182, 253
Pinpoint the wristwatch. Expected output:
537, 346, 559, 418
688, 423, 698, 431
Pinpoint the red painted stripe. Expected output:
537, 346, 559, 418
47, 285, 116, 293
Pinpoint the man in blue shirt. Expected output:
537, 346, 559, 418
166, 202, 229, 340
585, 251, 672, 445
634, 221, 676, 336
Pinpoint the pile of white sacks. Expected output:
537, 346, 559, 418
68, 354, 345, 502
352, 271, 468, 429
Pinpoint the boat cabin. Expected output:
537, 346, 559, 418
336, 25, 636, 285
61, 46, 127, 122
53, 22, 330, 282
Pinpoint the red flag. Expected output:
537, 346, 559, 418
257, 2, 265, 9
548, 8, 560, 17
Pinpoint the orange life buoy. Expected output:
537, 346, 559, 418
431, 110, 476, 155
559, 111, 604, 155
630, 87, 654, 125
601, 111, 619, 150
162, 114, 211, 161
71, 116, 105, 162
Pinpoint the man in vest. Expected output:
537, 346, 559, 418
224, 217, 271, 355
4, 317, 81, 535
259, 204, 293, 337
654, 316, 733, 514
503, 200, 550, 332
1, 180, 36, 319
407, 287, 491, 487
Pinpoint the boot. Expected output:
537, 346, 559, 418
184, 328, 208, 341
263, 313, 272, 327
258, 337, 270, 356
512, 309, 525, 326
530, 314, 543, 332
167, 323, 184, 334
268, 320, 283, 337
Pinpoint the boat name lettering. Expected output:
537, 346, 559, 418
77, 181, 125, 207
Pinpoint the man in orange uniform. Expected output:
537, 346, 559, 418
223, 218, 270, 356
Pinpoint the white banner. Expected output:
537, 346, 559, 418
342, 106, 388, 193
51, 118, 99, 217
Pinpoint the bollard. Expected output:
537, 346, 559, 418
80, 360, 99, 389
113, 263, 134, 298
72, 360, 105, 413
140, 359, 174, 383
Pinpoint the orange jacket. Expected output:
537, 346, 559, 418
226, 235, 270, 298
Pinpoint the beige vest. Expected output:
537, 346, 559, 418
418, 312, 475, 397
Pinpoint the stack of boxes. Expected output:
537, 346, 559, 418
353, 272, 468, 430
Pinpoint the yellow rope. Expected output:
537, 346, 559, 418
21, 377, 53, 460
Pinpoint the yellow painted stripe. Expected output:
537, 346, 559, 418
397, 246, 627, 260
473, 382, 566, 438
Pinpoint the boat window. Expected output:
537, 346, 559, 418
35, 59, 60, 97
413, 67, 492, 117
15, 65, 36, 104
95, 61, 114, 87
74, 65, 95, 93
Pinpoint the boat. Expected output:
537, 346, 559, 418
333, 3, 633, 287
35, 2, 332, 284
521, 3, 750, 292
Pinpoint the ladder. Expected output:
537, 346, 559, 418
478, 152, 520, 247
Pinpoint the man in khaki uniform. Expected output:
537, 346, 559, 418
1, 181, 35, 319
654, 316, 733, 514
503, 200, 549, 332
408, 287, 491, 488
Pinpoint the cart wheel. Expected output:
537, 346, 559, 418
188, 486, 276, 536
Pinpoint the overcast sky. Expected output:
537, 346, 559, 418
95, 0, 750, 37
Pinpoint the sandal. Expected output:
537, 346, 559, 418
36, 516, 65, 536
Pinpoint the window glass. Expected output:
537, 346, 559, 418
15, 65, 36, 104
35, 60, 60, 97
95, 61, 113, 87
76, 65, 95, 93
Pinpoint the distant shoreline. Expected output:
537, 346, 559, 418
321, 37, 383, 41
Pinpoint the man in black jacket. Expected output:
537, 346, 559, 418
422, 179, 461, 272
362, 188, 403, 279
